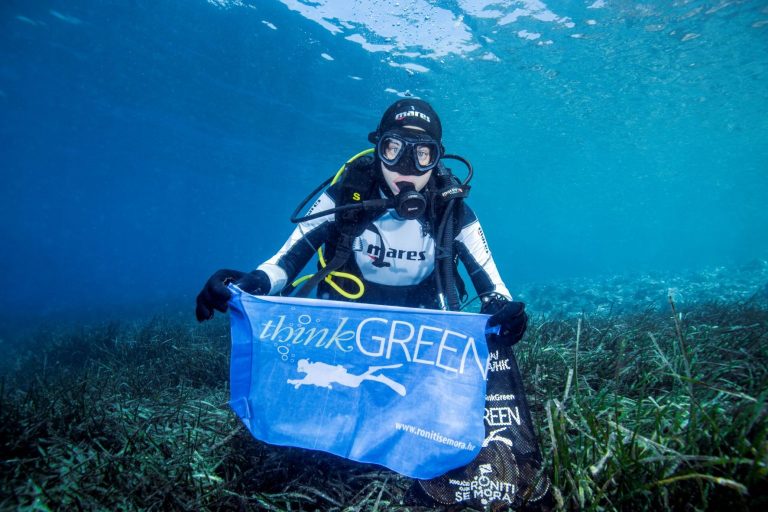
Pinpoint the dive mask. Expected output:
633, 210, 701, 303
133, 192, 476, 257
376, 131, 442, 175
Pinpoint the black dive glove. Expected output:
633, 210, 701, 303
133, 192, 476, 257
195, 269, 270, 322
481, 294, 528, 346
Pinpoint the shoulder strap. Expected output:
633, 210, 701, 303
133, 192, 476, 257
334, 155, 377, 219
296, 156, 379, 298
294, 229, 358, 297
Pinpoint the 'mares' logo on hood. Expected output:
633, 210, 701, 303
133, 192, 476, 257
395, 108, 431, 123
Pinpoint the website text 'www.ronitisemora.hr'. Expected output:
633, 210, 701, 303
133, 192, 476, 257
394, 422, 476, 451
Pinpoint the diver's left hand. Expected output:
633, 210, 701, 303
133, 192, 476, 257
484, 297, 528, 346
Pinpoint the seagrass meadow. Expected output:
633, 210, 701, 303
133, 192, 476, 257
1, 266, 766, 511
4, 2, 768, 510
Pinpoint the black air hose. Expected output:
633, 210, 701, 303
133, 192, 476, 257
434, 195, 460, 310
442, 202, 461, 310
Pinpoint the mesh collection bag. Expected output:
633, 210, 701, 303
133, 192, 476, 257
416, 336, 553, 511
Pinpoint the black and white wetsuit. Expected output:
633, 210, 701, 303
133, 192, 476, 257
257, 181, 511, 309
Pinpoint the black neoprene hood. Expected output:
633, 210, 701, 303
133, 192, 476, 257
369, 99, 443, 143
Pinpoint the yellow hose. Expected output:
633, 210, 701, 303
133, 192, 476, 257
291, 247, 365, 299
291, 148, 374, 300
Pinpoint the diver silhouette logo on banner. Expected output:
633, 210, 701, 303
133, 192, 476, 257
227, 287, 490, 479
287, 359, 407, 396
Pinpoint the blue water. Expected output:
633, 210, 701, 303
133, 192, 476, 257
1, 0, 767, 332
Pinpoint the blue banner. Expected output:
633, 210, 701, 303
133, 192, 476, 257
227, 286, 491, 479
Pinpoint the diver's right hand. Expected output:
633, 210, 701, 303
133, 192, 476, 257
195, 269, 270, 322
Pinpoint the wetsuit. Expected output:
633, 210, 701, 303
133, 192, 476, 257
257, 167, 511, 309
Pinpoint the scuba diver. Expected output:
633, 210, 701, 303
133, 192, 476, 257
196, 98, 527, 344
195, 98, 536, 507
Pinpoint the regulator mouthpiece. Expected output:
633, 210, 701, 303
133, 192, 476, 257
395, 182, 426, 219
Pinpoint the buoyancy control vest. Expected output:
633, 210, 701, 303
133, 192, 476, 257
287, 150, 472, 310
